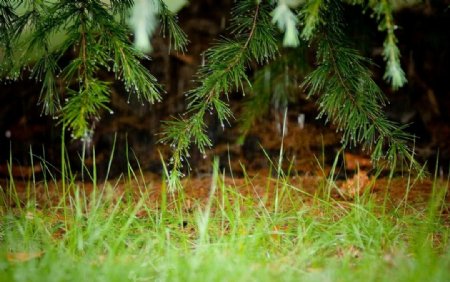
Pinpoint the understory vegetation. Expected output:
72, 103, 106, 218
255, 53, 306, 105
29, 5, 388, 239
0, 153, 449, 281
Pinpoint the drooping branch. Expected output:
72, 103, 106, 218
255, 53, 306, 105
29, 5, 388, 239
370, 0, 407, 89
161, 0, 279, 190
302, 4, 417, 170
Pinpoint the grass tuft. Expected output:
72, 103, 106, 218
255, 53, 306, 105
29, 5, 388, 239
0, 146, 449, 282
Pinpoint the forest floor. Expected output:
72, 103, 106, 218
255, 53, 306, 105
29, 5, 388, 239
1, 94, 449, 281
1, 153, 449, 281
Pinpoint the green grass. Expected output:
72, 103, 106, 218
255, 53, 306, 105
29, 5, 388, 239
0, 152, 449, 282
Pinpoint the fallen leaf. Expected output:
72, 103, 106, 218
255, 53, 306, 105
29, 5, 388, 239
7, 251, 44, 263
339, 171, 371, 198
135, 209, 148, 219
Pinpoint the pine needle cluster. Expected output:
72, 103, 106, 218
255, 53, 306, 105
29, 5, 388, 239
301, 2, 414, 167
1, 0, 419, 191
0, 0, 186, 141
162, 0, 417, 190
160, 0, 280, 189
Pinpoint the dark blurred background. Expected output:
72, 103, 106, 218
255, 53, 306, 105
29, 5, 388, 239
1, 1, 449, 179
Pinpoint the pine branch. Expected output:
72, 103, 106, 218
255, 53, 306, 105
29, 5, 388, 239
0, 0, 19, 77
299, 0, 324, 40
63, 80, 111, 139
33, 53, 61, 115
161, 0, 279, 190
370, 0, 407, 89
302, 4, 418, 170
110, 0, 134, 23
158, 0, 188, 52
9, 0, 161, 138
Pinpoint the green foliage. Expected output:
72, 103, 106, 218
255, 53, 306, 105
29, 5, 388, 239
301, 2, 415, 167
370, 0, 407, 89
0, 0, 18, 72
0, 0, 187, 139
299, 0, 324, 40
161, 0, 415, 190
159, 0, 189, 52
161, 0, 279, 189
1, 0, 417, 190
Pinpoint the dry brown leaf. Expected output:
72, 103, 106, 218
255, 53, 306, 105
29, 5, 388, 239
339, 171, 371, 198
7, 251, 44, 263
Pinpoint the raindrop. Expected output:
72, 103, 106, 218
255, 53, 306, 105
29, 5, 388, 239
297, 113, 305, 129
201, 52, 206, 67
